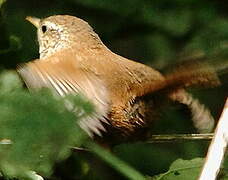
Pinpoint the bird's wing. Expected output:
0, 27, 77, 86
17, 56, 110, 137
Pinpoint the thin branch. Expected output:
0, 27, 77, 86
146, 133, 213, 143
0, 133, 214, 147
199, 98, 228, 180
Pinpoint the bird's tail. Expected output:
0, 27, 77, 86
162, 61, 222, 133
163, 61, 221, 90
141, 60, 222, 132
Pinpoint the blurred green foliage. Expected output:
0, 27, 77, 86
0, 71, 88, 179
153, 158, 204, 180
0, 0, 227, 180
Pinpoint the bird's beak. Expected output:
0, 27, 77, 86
26, 16, 40, 28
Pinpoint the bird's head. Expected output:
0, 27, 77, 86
26, 15, 103, 59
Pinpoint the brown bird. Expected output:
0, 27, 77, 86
17, 15, 220, 142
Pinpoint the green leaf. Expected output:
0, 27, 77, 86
86, 142, 146, 180
0, 70, 23, 93
0, 71, 90, 179
153, 158, 204, 180
0, 0, 6, 9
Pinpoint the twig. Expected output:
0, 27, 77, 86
146, 133, 213, 143
199, 98, 228, 180
0, 133, 214, 146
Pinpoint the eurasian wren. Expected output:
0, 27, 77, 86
17, 15, 220, 141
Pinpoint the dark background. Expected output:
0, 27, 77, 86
0, 0, 227, 179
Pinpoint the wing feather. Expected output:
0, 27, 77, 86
17, 56, 109, 137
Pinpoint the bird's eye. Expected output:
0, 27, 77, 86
41, 25, 47, 33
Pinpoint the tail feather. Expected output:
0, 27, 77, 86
164, 61, 221, 90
